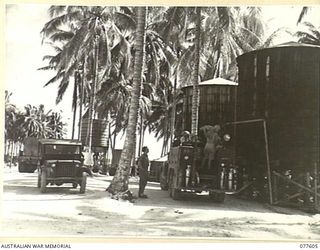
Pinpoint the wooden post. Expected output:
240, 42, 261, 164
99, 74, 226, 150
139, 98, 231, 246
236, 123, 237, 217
263, 120, 273, 205
315, 162, 319, 210
272, 173, 278, 203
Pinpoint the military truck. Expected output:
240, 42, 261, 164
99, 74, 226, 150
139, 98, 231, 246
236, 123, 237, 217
18, 137, 39, 173
37, 139, 90, 193
160, 134, 238, 202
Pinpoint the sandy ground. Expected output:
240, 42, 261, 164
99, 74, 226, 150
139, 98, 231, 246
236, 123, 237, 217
1, 166, 320, 241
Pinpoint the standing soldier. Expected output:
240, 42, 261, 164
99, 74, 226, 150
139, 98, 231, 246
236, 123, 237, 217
138, 146, 149, 198
200, 125, 222, 170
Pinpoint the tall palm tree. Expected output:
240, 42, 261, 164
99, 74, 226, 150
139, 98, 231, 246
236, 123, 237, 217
41, 6, 114, 143
107, 7, 147, 197
191, 7, 201, 137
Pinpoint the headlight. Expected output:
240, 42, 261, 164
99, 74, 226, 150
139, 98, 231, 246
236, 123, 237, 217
223, 134, 231, 142
184, 155, 189, 160
75, 164, 80, 168
50, 163, 56, 167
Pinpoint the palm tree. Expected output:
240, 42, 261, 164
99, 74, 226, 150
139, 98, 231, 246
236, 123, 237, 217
295, 22, 320, 45
107, 7, 147, 197
42, 6, 143, 148
41, 6, 113, 144
4, 91, 24, 165
47, 111, 66, 139
5, 91, 17, 142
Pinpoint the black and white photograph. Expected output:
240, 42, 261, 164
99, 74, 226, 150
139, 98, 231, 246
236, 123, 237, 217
2, 2, 320, 242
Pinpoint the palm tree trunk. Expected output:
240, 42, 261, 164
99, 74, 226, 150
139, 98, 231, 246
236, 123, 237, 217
170, 75, 178, 146
107, 7, 147, 196
191, 7, 201, 185
87, 36, 99, 151
138, 110, 143, 156
5, 139, 8, 157
191, 7, 201, 137
112, 131, 117, 150
9, 141, 14, 168
71, 71, 78, 139
78, 63, 85, 140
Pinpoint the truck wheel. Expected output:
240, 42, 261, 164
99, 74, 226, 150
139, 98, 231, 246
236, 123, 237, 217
80, 172, 87, 194
160, 177, 169, 190
18, 163, 26, 173
37, 172, 41, 188
171, 188, 181, 200
168, 171, 180, 200
28, 166, 37, 173
40, 171, 47, 193
168, 171, 173, 197
209, 191, 225, 203
109, 168, 116, 176
72, 183, 78, 188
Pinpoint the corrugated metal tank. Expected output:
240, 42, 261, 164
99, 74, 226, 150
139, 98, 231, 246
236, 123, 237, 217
181, 78, 237, 132
236, 42, 320, 172
80, 118, 108, 148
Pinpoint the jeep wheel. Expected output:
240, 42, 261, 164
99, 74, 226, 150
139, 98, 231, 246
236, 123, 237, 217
209, 191, 225, 203
80, 172, 87, 194
40, 171, 47, 193
37, 172, 41, 188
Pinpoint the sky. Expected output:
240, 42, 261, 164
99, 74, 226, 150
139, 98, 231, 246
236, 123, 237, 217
4, 4, 320, 159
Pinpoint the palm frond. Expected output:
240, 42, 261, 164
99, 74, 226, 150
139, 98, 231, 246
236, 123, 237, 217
297, 7, 310, 24
43, 71, 65, 87
49, 30, 74, 43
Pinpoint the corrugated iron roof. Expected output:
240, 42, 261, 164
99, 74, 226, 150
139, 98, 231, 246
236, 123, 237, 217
271, 41, 320, 48
182, 78, 238, 88
39, 139, 82, 146
237, 41, 320, 61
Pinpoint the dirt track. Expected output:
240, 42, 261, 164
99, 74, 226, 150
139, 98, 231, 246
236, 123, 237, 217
1, 166, 320, 240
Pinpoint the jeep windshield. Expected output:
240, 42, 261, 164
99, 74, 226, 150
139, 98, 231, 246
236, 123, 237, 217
44, 144, 81, 155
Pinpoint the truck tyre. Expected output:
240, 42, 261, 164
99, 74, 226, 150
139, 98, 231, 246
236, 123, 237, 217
168, 171, 173, 197
168, 171, 180, 200
18, 163, 26, 173
160, 177, 169, 190
27, 166, 37, 173
37, 172, 41, 188
209, 191, 225, 203
171, 188, 181, 200
80, 172, 87, 194
109, 167, 116, 176
40, 171, 47, 193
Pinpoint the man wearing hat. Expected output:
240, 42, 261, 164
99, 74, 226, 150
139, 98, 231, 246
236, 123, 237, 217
138, 146, 149, 198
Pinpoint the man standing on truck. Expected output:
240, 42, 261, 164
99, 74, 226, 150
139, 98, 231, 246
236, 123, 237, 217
138, 146, 149, 198
200, 125, 222, 170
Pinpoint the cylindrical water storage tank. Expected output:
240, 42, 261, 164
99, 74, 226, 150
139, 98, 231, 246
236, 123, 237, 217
236, 42, 319, 172
181, 78, 237, 133
80, 118, 108, 148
